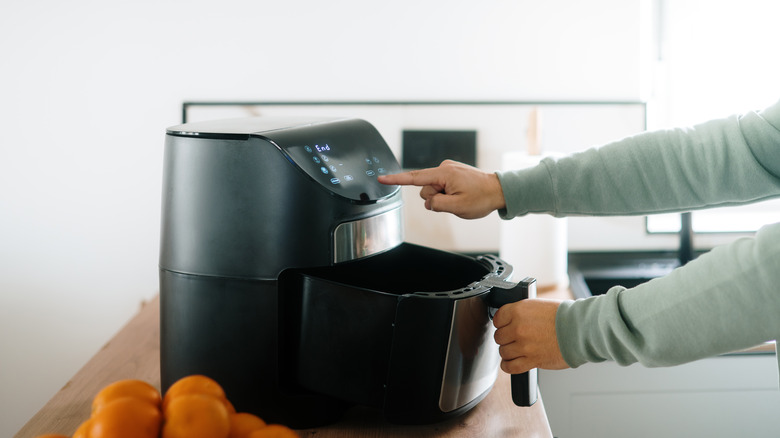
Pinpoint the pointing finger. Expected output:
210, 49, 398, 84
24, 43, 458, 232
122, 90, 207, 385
377, 169, 442, 187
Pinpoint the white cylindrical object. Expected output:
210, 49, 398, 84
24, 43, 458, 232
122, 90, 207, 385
499, 152, 569, 290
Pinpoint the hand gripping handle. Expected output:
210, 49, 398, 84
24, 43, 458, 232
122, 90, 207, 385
484, 277, 538, 407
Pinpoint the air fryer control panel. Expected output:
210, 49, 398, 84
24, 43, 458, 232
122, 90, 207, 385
167, 117, 402, 204
283, 141, 401, 202
265, 118, 402, 203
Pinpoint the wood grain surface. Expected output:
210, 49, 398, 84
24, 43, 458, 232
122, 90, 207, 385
15, 295, 552, 438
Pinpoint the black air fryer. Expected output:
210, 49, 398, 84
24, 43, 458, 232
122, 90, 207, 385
159, 116, 537, 428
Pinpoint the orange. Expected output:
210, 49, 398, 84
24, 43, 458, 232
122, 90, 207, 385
162, 393, 231, 438
247, 424, 299, 438
72, 419, 91, 438
163, 374, 227, 412
89, 396, 162, 438
91, 379, 162, 414
228, 412, 267, 438
223, 396, 237, 414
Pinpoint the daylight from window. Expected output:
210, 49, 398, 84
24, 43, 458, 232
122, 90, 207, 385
646, 0, 780, 234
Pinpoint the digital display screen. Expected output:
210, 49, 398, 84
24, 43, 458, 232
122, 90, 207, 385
281, 125, 402, 203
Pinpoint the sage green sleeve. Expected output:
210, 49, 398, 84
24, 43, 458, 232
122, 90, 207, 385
497, 100, 780, 218
495, 100, 780, 368
556, 222, 780, 368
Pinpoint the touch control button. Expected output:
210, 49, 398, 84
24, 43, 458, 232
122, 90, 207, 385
366, 170, 376, 177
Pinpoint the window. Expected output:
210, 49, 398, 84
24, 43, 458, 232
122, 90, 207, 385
646, 0, 780, 235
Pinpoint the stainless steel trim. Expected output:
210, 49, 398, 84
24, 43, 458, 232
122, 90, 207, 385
333, 207, 403, 263
439, 295, 501, 413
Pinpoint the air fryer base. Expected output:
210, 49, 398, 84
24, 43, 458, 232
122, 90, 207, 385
159, 270, 350, 429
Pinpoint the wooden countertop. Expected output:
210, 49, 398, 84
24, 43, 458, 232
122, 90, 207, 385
15, 295, 553, 438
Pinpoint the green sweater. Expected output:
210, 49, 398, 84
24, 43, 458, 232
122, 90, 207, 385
497, 99, 780, 369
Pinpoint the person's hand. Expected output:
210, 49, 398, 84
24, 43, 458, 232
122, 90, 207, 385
492, 299, 570, 374
377, 160, 506, 219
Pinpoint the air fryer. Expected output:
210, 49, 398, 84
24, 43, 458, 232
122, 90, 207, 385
159, 116, 537, 429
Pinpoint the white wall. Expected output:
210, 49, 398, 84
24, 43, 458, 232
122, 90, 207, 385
0, 0, 645, 435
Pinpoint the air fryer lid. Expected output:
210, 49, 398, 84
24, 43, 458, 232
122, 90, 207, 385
167, 117, 402, 203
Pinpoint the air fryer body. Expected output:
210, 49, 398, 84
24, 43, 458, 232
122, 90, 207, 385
159, 117, 532, 428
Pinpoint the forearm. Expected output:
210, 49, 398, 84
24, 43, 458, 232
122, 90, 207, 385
498, 102, 780, 219
556, 222, 780, 368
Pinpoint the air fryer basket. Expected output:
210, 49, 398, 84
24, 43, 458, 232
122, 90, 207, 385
278, 242, 520, 423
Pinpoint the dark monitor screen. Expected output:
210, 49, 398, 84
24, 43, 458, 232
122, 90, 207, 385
401, 130, 477, 169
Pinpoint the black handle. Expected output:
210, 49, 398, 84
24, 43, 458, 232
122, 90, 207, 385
485, 277, 538, 407
511, 367, 538, 407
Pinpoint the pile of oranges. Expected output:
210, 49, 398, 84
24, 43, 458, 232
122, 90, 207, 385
34, 375, 298, 438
